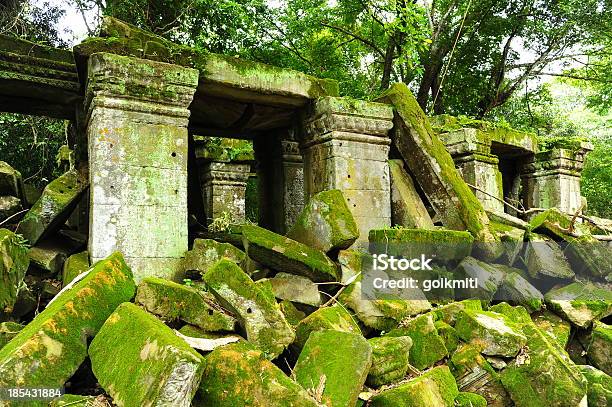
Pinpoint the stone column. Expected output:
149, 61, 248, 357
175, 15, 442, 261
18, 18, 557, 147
199, 160, 252, 222
85, 52, 198, 282
521, 143, 592, 213
254, 130, 305, 234
439, 128, 504, 213
301, 97, 394, 242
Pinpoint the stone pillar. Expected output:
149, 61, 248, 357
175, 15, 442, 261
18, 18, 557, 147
254, 130, 304, 234
85, 52, 198, 282
521, 143, 592, 213
439, 128, 504, 213
301, 97, 394, 242
199, 160, 252, 222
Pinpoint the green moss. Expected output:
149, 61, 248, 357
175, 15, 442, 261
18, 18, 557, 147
588, 321, 612, 375
488, 302, 533, 324
181, 238, 245, 276
0, 228, 29, 313
454, 392, 487, 407
49, 394, 96, 406
279, 300, 306, 327
0, 321, 23, 350
366, 336, 412, 387
294, 304, 361, 350
531, 310, 571, 348
434, 320, 459, 353
577, 365, 612, 407
544, 281, 612, 328
430, 300, 483, 326
61, 251, 89, 286
538, 136, 586, 153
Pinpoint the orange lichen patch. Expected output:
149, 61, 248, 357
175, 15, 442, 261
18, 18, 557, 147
63, 301, 80, 316
42, 319, 62, 334
76, 286, 97, 299
106, 312, 121, 325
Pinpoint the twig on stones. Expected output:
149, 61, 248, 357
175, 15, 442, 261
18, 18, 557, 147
0, 208, 28, 227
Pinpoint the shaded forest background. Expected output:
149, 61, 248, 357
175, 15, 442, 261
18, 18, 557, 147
0, 0, 610, 217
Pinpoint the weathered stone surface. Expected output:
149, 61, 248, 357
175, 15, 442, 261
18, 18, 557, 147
544, 281, 612, 328
28, 238, 79, 275
454, 256, 504, 302
498, 271, 543, 313
242, 224, 339, 282
202, 259, 294, 358
366, 336, 412, 387
500, 323, 587, 407
279, 300, 306, 327
260, 272, 321, 306
524, 232, 574, 280
294, 304, 361, 350
388, 159, 434, 228
0, 321, 23, 350
195, 342, 318, 406
386, 313, 447, 370
430, 299, 483, 325
0, 196, 22, 222
0, 252, 135, 392
89, 302, 204, 407
294, 330, 371, 407
370, 365, 458, 407
532, 310, 571, 349
455, 310, 527, 357
49, 395, 97, 407
435, 320, 460, 354
181, 238, 245, 276
588, 321, 611, 376
199, 160, 251, 221
577, 365, 612, 407
17, 170, 87, 245
369, 227, 473, 263
376, 84, 498, 255
136, 277, 236, 331
0, 229, 29, 314
449, 343, 511, 407
0, 161, 24, 200
61, 251, 89, 286
287, 189, 359, 252
487, 302, 532, 325
490, 221, 525, 266
455, 392, 488, 407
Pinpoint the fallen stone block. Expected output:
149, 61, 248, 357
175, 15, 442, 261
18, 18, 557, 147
497, 270, 543, 313
490, 221, 525, 266
279, 300, 306, 327
370, 365, 458, 407
455, 310, 527, 357
577, 365, 612, 407
386, 313, 447, 370
0, 228, 29, 314
431, 299, 483, 325
369, 227, 473, 264
195, 342, 318, 406
435, 320, 459, 353
500, 323, 587, 407
28, 238, 80, 275
294, 304, 361, 350
388, 159, 434, 229
524, 232, 575, 281
17, 170, 88, 245
62, 251, 89, 286
454, 256, 505, 303
89, 302, 204, 407
294, 330, 372, 407
242, 224, 339, 282
0, 161, 24, 201
544, 281, 612, 328
376, 84, 499, 258
455, 392, 487, 407
449, 343, 511, 407
287, 189, 359, 252
588, 321, 611, 376
532, 310, 571, 349
260, 272, 321, 306
366, 336, 412, 387
488, 302, 533, 325
136, 277, 236, 332
0, 321, 23, 350
0, 196, 22, 222
181, 238, 245, 276
202, 259, 294, 358
0, 252, 135, 389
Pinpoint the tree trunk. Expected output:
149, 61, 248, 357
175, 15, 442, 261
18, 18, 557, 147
380, 39, 396, 91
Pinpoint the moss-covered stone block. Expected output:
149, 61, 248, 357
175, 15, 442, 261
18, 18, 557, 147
524, 232, 574, 280
0, 321, 23, 350
279, 300, 306, 327
294, 304, 361, 350
202, 259, 294, 358
0, 196, 22, 222
89, 302, 204, 407
454, 256, 505, 303
366, 336, 412, 387
435, 320, 459, 353
49, 394, 96, 406
28, 237, 81, 276
430, 299, 483, 325
369, 227, 473, 264
17, 170, 87, 245
0, 161, 24, 200
181, 238, 245, 276
294, 330, 372, 407
544, 281, 612, 328
488, 302, 532, 325
287, 189, 359, 252
370, 365, 458, 407
242, 225, 339, 283
455, 310, 527, 357
490, 220, 525, 266
497, 271, 543, 313
500, 323, 587, 407
260, 272, 321, 306
588, 321, 611, 376
195, 342, 318, 406
61, 251, 89, 286
577, 365, 612, 407
532, 310, 571, 349
455, 392, 488, 407
0, 228, 29, 313
0, 252, 135, 392
135, 277, 236, 331
386, 313, 447, 370
388, 159, 435, 229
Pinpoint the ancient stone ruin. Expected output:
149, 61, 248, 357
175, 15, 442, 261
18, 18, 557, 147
0, 17, 610, 407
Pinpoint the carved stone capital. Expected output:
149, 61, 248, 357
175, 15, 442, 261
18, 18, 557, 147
521, 146, 592, 178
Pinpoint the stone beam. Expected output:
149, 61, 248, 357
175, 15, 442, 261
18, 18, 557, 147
0, 35, 80, 119
85, 52, 198, 282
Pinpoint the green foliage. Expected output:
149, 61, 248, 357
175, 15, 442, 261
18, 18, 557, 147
582, 136, 612, 218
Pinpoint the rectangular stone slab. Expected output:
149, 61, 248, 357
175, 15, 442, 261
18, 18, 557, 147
89, 302, 204, 407
0, 252, 135, 391
0, 228, 29, 313
388, 159, 434, 229
376, 84, 497, 247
